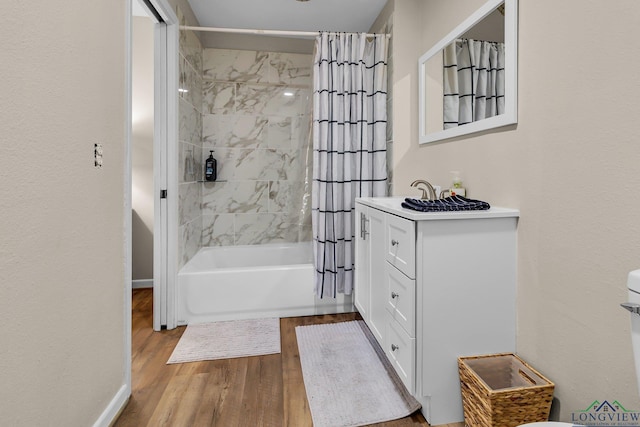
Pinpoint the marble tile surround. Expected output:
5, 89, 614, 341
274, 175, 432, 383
201, 48, 313, 246
203, 49, 311, 86
177, 17, 204, 268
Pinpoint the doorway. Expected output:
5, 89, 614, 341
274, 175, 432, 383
131, 0, 179, 333
131, 3, 155, 295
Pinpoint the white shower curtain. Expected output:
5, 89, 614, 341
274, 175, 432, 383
312, 32, 388, 298
443, 39, 505, 129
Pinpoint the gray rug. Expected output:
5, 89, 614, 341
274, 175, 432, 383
295, 320, 421, 427
167, 318, 281, 364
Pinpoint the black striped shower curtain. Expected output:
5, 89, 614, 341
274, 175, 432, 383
443, 39, 505, 129
311, 32, 388, 298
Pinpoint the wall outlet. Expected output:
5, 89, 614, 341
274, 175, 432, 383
94, 143, 103, 168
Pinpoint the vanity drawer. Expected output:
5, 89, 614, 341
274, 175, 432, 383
385, 263, 416, 337
385, 214, 416, 278
385, 314, 416, 394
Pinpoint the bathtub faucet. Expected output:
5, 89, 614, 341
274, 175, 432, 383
410, 179, 437, 200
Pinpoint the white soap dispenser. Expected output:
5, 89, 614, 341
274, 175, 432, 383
450, 171, 466, 197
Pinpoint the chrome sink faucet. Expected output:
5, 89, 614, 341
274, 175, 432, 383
410, 179, 437, 200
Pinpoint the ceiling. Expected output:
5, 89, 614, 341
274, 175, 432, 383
186, 0, 388, 33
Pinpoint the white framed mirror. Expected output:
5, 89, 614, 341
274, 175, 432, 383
418, 0, 518, 144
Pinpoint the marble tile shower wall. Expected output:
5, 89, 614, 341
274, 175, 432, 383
177, 10, 203, 268
201, 48, 313, 246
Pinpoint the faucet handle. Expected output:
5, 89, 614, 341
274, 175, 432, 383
410, 179, 436, 200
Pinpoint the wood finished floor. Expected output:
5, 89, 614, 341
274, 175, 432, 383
115, 289, 463, 427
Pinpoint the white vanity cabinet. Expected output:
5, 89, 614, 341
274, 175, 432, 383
354, 197, 519, 425
355, 203, 387, 344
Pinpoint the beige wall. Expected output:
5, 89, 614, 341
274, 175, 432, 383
390, 0, 422, 197
132, 16, 154, 281
0, 1, 126, 425
370, 1, 395, 195
393, 0, 640, 420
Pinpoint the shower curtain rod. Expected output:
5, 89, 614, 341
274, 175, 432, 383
180, 25, 390, 39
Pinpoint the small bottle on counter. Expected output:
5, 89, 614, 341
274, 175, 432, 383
450, 171, 466, 197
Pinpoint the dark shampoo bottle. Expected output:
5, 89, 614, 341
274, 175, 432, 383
205, 150, 217, 181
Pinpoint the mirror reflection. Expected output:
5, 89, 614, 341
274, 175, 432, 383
419, 0, 517, 144
443, 8, 504, 129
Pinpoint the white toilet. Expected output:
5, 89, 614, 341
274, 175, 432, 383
622, 269, 640, 396
520, 271, 640, 427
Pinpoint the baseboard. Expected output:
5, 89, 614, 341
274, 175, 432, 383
92, 384, 129, 427
132, 279, 153, 289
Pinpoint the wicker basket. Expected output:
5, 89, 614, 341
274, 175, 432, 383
458, 353, 554, 427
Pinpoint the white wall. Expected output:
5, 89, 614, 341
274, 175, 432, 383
132, 16, 154, 281
0, 1, 127, 425
392, 0, 640, 421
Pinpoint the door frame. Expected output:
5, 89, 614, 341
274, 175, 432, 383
123, 0, 178, 417
149, 0, 178, 331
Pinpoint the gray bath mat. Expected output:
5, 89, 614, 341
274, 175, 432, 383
295, 320, 421, 427
167, 317, 281, 364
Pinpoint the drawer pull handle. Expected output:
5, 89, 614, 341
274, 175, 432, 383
391, 292, 399, 299
391, 344, 399, 352
391, 239, 399, 246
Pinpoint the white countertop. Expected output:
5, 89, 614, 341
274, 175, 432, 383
356, 197, 520, 221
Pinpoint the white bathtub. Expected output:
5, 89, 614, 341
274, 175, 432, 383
177, 242, 354, 325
